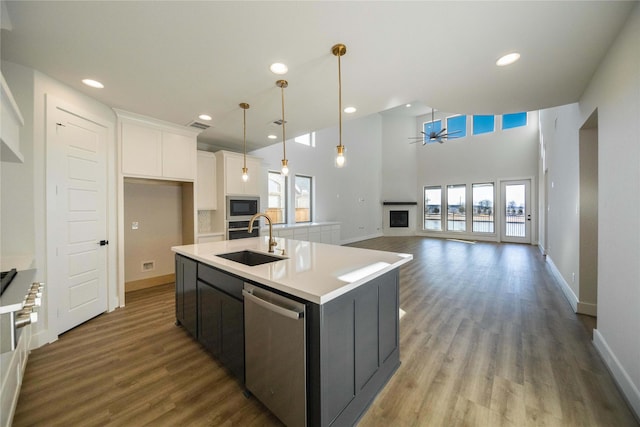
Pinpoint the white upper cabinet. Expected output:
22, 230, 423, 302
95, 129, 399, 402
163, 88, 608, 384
116, 110, 199, 181
162, 132, 196, 180
197, 151, 217, 210
218, 150, 262, 196
121, 121, 162, 177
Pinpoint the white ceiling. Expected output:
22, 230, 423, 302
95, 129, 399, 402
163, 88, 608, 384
1, 1, 635, 151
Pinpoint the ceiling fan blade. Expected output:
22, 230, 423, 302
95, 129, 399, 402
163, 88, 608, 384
446, 130, 462, 135
436, 128, 447, 136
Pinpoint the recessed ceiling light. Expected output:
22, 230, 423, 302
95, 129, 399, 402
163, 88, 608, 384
270, 63, 288, 75
267, 134, 278, 140
344, 106, 356, 114
405, 104, 412, 108
82, 78, 104, 89
496, 52, 521, 67
198, 114, 212, 121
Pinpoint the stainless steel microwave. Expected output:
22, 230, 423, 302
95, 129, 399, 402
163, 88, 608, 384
226, 196, 259, 220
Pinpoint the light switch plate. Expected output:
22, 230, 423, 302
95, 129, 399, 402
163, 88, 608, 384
132, 221, 139, 230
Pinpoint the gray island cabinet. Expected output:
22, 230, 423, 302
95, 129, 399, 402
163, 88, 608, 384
173, 237, 412, 427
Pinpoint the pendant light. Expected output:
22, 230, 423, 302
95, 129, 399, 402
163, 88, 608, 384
276, 79, 289, 176
332, 43, 347, 167
239, 102, 250, 182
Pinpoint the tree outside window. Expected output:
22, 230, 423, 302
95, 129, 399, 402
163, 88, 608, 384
295, 175, 312, 223
266, 171, 286, 224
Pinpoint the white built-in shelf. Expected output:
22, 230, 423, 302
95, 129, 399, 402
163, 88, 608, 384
1, 72, 25, 163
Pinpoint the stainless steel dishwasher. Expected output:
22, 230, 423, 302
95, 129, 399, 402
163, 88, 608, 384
243, 283, 306, 427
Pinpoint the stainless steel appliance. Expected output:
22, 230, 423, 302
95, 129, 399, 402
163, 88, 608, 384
227, 220, 259, 240
243, 283, 306, 427
226, 196, 259, 220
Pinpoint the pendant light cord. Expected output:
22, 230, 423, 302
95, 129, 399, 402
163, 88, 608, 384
281, 84, 287, 160
243, 108, 247, 169
338, 52, 342, 149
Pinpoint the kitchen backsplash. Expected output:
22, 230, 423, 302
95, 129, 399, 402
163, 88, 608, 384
198, 210, 213, 233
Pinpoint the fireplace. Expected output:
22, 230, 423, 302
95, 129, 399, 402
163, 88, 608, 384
389, 210, 409, 228
382, 201, 416, 236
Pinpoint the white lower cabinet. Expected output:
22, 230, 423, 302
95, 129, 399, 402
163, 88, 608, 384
197, 234, 224, 244
272, 223, 340, 245
1, 322, 31, 427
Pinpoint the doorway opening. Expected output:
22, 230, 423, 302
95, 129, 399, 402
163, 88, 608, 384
578, 110, 598, 323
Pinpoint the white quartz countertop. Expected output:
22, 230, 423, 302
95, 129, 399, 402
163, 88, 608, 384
172, 237, 412, 304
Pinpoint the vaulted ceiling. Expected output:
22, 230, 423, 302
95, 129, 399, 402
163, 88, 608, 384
1, 1, 635, 151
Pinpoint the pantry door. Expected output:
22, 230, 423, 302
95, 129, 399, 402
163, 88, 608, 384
47, 99, 109, 335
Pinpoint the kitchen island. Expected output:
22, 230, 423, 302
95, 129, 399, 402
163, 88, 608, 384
172, 237, 412, 427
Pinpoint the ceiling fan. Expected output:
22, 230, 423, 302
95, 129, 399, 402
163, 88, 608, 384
409, 108, 461, 144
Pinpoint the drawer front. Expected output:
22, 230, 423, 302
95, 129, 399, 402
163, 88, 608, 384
198, 263, 243, 299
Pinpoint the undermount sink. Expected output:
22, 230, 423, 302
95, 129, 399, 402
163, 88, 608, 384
216, 250, 286, 266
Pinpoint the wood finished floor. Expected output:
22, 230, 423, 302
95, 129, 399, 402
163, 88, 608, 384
13, 237, 639, 427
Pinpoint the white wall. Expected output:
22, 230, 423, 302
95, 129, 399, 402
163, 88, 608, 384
414, 110, 540, 241
251, 114, 383, 243
539, 103, 581, 302
1, 62, 35, 263
540, 3, 640, 418
124, 180, 183, 282
1, 61, 117, 346
380, 113, 417, 202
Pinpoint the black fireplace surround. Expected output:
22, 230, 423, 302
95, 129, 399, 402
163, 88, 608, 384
389, 210, 409, 228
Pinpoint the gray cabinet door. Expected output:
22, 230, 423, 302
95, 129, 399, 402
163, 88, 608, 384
379, 273, 399, 363
220, 292, 244, 382
198, 280, 222, 356
355, 284, 380, 392
196, 272, 245, 383
176, 255, 197, 338
322, 295, 355, 424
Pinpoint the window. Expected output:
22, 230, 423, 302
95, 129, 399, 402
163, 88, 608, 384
423, 119, 442, 143
473, 115, 495, 135
294, 132, 316, 147
472, 183, 494, 233
294, 175, 312, 223
502, 112, 527, 130
446, 115, 467, 139
447, 184, 466, 231
424, 186, 442, 231
266, 171, 287, 224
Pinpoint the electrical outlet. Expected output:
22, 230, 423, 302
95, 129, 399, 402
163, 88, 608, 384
132, 221, 139, 230
142, 261, 155, 272
572, 272, 575, 283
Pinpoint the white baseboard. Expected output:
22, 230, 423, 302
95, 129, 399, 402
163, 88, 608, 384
546, 256, 578, 312
593, 329, 640, 421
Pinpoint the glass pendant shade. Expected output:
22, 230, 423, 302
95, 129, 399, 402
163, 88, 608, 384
335, 145, 346, 168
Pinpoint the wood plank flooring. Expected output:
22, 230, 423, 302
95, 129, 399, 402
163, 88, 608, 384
13, 237, 639, 426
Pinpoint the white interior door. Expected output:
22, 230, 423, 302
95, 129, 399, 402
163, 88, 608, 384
500, 179, 531, 244
48, 105, 108, 334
